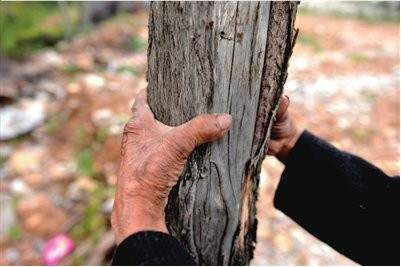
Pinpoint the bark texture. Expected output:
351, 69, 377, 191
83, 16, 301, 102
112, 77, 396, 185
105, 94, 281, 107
147, 2, 298, 265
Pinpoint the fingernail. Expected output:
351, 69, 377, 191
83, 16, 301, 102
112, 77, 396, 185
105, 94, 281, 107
217, 114, 232, 131
284, 95, 290, 103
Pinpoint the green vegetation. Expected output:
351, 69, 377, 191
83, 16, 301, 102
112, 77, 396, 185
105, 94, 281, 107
116, 113, 131, 124
70, 195, 103, 240
106, 11, 146, 27
349, 52, 369, 63
297, 33, 321, 52
74, 127, 96, 178
127, 36, 148, 52
95, 126, 109, 142
71, 253, 85, 266
5, 136, 24, 146
353, 10, 399, 24
0, 156, 6, 167
76, 148, 95, 177
46, 112, 65, 133
1, 2, 62, 58
61, 63, 82, 75
69, 186, 115, 264
360, 90, 377, 103
347, 126, 376, 141
73, 127, 92, 151
7, 225, 22, 239
0, 2, 148, 59
103, 11, 148, 52
116, 65, 140, 76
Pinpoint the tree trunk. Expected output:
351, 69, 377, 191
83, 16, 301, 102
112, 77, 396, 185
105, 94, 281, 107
147, 1, 298, 265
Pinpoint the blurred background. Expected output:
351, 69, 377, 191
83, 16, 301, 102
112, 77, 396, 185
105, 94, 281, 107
0, 1, 399, 265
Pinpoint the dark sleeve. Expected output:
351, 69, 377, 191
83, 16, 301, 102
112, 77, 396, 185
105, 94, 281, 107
274, 130, 400, 266
111, 231, 196, 266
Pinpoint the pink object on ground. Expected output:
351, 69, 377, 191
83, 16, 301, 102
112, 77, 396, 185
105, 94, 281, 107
42, 233, 75, 265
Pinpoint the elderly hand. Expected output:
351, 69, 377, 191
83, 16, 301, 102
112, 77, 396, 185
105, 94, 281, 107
266, 95, 301, 162
111, 89, 232, 244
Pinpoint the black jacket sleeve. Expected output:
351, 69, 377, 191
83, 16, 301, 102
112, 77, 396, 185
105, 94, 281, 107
274, 130, 400, 266
112, 231, 196, 266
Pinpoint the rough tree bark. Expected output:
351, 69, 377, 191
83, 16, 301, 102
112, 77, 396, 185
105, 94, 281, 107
147, 1, 298, 265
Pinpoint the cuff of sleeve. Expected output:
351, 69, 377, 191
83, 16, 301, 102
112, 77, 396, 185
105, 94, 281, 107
281, 130, 322, 166
112, 231, 196, 266
273, 130, 338, 213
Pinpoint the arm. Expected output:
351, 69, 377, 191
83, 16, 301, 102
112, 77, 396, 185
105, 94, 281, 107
270, 97, 400, 266
111, 89, 232, 265
275, 130, 399, 266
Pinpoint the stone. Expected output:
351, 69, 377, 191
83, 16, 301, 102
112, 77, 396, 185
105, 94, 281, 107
40, 50, 63, 67
83, 74, 105, 89
101, 198, 114, 214
37, 79, 66, 100
32, 238, 45, 253
75, 175, 98, 192
48, 163, 73, 182
9, 178, 32, 196
105, 173, 117, 186
67, 82, 82, 94
8, 147, 44, 176
17, 194, 68, 237
0, 145, 13, 158
4, 247, 20, 262
91, 108, 113, 127
50, 195, 74, 210
75, 53, 94, 71
0, 194, 17, 236
108, 114, 130, 135
0, 166, 7, 180
66, 176, 98, 200
0, 99, 46, 140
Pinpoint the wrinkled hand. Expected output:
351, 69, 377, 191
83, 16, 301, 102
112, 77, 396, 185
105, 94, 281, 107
111, 89, 232, 244
266, 95, 301, 162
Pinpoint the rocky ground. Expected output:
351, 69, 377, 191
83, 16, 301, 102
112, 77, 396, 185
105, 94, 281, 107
0, 9, 399, 266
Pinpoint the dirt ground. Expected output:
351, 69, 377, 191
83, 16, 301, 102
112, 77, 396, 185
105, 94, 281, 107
0, 10, 399, 266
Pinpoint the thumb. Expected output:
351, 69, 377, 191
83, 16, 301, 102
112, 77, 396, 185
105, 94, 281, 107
170, 113, 232, 156
276, 95, 290, 123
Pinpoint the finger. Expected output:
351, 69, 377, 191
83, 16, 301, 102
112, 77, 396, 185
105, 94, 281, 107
171, 113, 232, 156
131, 88, 148, 113
276, 95, 290, 123
131, 88, 154, 122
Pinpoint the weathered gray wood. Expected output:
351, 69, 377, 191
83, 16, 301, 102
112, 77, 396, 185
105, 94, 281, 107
147, 2, 298, 265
